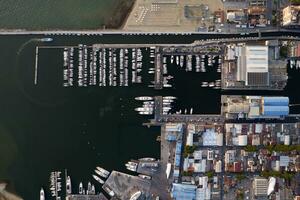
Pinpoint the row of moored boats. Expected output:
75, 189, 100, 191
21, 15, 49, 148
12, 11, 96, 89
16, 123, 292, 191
40, 167, 111, 200
170, 54, 222, 73
63, 45, 147, 87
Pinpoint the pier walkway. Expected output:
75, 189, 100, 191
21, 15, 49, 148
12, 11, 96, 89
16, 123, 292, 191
145, 96, 225, 126
154, 49, 163, 89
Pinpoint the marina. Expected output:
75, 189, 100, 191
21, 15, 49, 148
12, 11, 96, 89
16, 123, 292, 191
36, 40, 224, 90
3, 33, 300, 200
56, 45, 148, 88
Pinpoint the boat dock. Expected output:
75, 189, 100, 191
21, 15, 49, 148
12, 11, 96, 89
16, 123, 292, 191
144, 96, 224, 127
154, 50, 163, 89
66, 194, 108, 200
34, 46, 39, 85
102, 171, 151, 199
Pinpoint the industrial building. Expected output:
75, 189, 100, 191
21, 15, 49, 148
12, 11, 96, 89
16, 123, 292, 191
221, 95, 290, 119
236, 45, 269, 86
223, 42, 288, 90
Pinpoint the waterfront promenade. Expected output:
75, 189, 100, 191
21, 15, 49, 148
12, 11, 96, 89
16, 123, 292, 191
0, 29, 300, 36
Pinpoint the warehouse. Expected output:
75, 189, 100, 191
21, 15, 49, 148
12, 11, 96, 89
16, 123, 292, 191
236, 45, 269, 86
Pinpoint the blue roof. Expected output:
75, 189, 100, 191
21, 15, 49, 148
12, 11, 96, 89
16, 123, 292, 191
174, 154, 181, 167
263, 97, 289, 106
173, 170, 180, 177
263, 106, 289, 116
175, 141, 182, 154
172, 183, 196, 200
167, 134, 177, 141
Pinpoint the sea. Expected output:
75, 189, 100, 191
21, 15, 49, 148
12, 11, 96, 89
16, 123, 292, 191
0, 33, 300, 200
0, 0, 123, 30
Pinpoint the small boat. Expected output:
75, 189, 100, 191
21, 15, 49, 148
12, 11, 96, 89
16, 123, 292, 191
139, 111, 152, 115
87, 182, 92, 194
135, 96, 153, 101
91, 185, 95, 195
138, 174, 152, 180
128, 161, 138, 166
40, 188, 45, 200
126, 165, 137, 172
139, 157, 156, 162
96, 167, 110, 176
95, 169, 109, 179
135, 107, 153, 112
163, 96, 177, 100
93, 174, 105, 184
79, 182, 83, 194
209, 82, 215, 87
176, 56, 179, 65
130, 191, 142, 200
40, 38, 53, 42
163, 107, 171, 111
143, 101, 154, 105
163, 99, 174, 103
103, 186, 115, 197
180, 55, 184, 67
201, 82, 208, 87
66, 176, 72, 195
163, 84, 172, 88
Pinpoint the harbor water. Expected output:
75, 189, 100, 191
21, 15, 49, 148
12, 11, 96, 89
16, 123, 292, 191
0, 34, 300, 199
0, 0, 122, 29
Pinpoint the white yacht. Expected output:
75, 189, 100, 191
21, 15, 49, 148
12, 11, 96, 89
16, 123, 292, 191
96, 167, 110, 176
66, 176, 72, 195
130, 191, 142, 200
139, 157, 156, 162
95, 169, 109, 179
79, 182, 83, 194
92, 174, 105, 184
163, 96, 177, 100
138, 174, 152, 180
40, 188, 45, 200
135, 96, 153, 101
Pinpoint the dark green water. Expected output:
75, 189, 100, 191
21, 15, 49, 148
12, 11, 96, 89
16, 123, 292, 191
0, 0, 121, 29
0, 35, 221, 199
0, 34, 299, 200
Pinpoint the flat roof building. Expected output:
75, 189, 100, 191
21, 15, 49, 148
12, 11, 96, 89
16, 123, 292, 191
253, 177, 268, 197
237, 45, 269, 86
171, 183, 197, 200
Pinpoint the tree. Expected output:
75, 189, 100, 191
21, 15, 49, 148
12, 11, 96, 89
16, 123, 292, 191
236, 173, 246, 181
280, 46, 288, 58
290, 0, 300, 4
205, 171, 214, 178
184, 145, 197, 157
244, 145, 257, 152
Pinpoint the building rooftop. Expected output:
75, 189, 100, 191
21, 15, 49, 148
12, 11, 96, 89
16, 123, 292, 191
282, 5, 300, 27
171, 183, 197, 200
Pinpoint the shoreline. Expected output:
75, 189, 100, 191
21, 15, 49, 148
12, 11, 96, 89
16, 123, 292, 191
0, 182, 23, 200
0, 0, 136, 32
